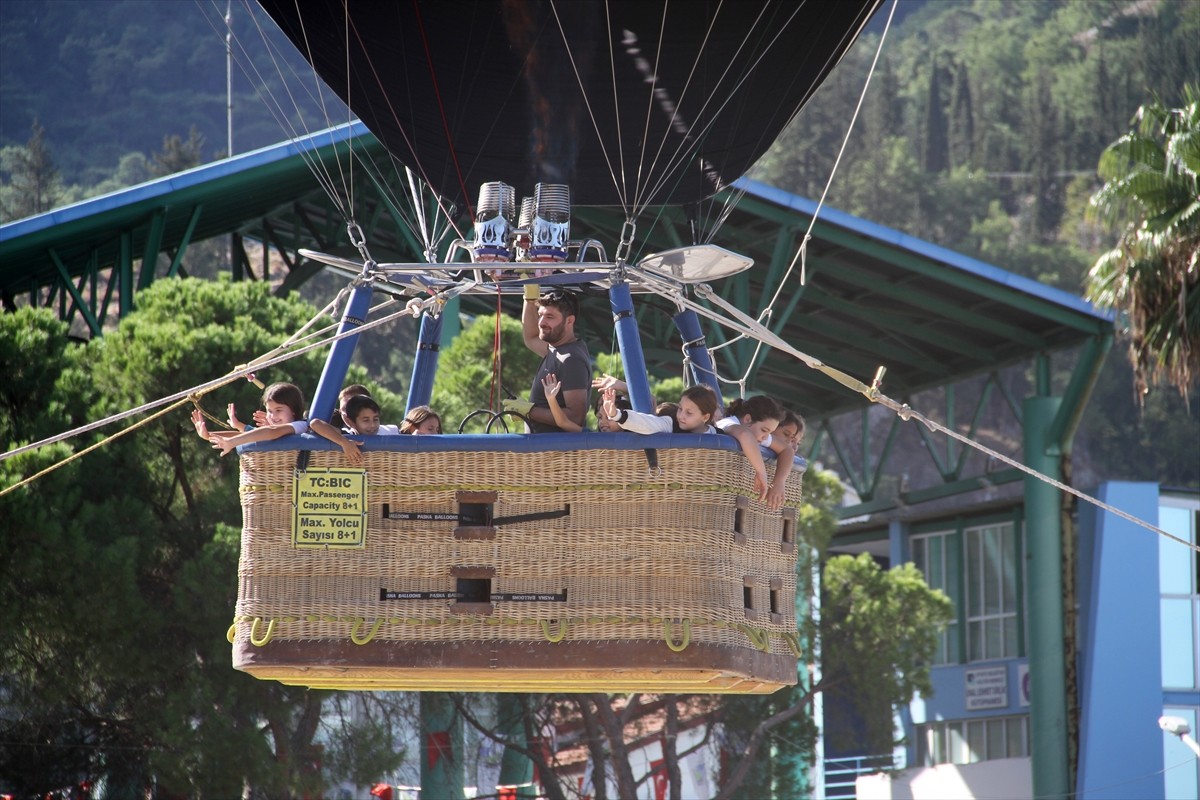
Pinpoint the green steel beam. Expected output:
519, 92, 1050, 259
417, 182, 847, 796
167, 205, 203, 278
821, 419, 868, 496
776, 306, 953, 375
363, 167, 425, 258
911, 408, 953, 480
808, 255, 1049, 349
729, 193, 1105, 335
800, 283, 999, 363
818, 225, 1106, 334
1048, 333, 1114, 455
946, 386, 956, 476
98, 257, 116, 327
867, 414, 904, 499
953, 377, 997, 477
996, 370, 1024, 423
137, 207, 167, 290
119, 231, 133, 315
49, 248, 100, 337
835, 467, 1024, 518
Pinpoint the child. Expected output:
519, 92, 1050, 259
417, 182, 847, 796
542, 373, 583, 432
592, 392, 630, 432
192, 382, 364, 465
339, 394, 400, 436
399, 406, 442, 435
334, 384, 372, 429
716, 395, 796, 511
775, 409, 806, 451
601, 385, 783, 508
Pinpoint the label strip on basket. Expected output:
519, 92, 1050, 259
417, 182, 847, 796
380, 589, 568, 602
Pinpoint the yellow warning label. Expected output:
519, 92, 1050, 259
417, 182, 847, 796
291, 468, 367, 548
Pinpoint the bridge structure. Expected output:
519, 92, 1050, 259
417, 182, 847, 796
0, 122, 1115, 800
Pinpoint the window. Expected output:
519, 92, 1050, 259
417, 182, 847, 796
912, 530, 959, 665
910, 517, 1023, 665
1160, 497, 1199, 690
965, 523, 1020, 661
915, 715, 1030, 766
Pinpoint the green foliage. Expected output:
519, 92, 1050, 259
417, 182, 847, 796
151, 125, 205, 177
819, 554, 954, 753
0, 278, 405, 798
431, 313, 541, 432
758, 0, 1198, 296
0, 120, 62, 221
0, 307, 78, 447
1077, 349, 1200, 489
0, 0, 338, 184
1087, 84, 1199, 401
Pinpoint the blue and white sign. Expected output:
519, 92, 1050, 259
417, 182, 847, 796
965, 665, 1009, 711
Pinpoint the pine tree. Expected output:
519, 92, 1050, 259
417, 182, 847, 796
0, 120, 62, 221
922, 54, 950, 175
950, 61, 975, 170
151, 126, 206, 177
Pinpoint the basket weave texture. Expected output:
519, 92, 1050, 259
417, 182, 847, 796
232, 444, 805, 690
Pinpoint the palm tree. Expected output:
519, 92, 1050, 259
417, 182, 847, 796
1087, 85, 1199, 403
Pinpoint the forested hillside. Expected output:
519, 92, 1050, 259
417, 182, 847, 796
0, 0, 339, 185
1, 0, 1196, 485
757, 0, 1197, 292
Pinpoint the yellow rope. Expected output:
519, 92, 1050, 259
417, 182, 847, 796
229, 614, 803, 655
663, 619, 692, 652
1, 396, 195, 497
248, 617, 277, 646
540, 619, 568, 642
350, 617, 384, 645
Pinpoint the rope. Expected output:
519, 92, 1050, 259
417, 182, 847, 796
764, 0, 900, 302
230, 613, 798, 654
632, 271, 1198, 553
1, 291, 423, 466
0, 397, 194, 497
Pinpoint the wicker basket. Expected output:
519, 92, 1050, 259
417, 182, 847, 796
230, 437, 805, 693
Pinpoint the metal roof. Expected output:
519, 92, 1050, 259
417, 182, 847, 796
0, 123, 1113, 420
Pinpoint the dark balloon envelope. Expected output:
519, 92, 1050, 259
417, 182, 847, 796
259, 0, 881, 211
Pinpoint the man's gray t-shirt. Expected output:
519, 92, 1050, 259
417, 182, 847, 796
527, 339, 591, 433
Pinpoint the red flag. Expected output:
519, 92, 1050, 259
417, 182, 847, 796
426, 730, 453, 769
369, 784, 393, 800
650, 758, 668, 800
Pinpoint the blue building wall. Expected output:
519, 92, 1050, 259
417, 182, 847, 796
1076, 482, 1165, 799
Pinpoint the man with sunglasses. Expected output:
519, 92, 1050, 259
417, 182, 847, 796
509, 285, 591, 433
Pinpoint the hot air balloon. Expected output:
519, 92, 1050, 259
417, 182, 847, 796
227, 0, 881, 693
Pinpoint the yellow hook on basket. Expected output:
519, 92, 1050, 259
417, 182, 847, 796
249, 617, 277, 646
739, 624, 770, 652
540, 619, 568, 643
226, 620, 238, 643
350, 617, 384, 645
663, 619, 692, 652
782, 631, 803, 657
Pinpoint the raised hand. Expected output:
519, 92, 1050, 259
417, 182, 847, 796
191, 409, 211, 441
602, 387, 619, 419
591, 373, 627, 394
226, 403, 245, 431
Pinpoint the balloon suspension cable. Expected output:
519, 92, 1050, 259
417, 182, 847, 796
346, 220, 374, 266
628, 274, 1196, 553
765, 0, 899, 314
